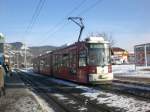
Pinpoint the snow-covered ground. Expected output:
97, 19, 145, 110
0, 88, 49, 112
29, 90, 55, 112
47, 78, 150, 112
112, 64, 150, 78
20, 67, 150, 111
80, 86, 150, 112
48, 76, 150, 111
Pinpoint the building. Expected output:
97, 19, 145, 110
111, 47, 128, 64
134, 43, 150, 66
128, 53, 135, 64
4, 43, 33, 68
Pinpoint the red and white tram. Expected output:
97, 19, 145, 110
33, 36, 113, 84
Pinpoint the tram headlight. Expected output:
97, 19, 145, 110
88, 68, 97, 74
108, 65, 112, 73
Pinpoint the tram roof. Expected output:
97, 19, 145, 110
85, 36, 109, 43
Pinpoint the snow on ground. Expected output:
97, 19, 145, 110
112, 64, 150, 78
49, 78, 150, 111
53, 93, 88, 111
21, 70, 150, 112
21, 68, 150, 111
0, 88, 48, 112
53, 94, 68, 100
77, 106, 87, 111
75, 85, 150, 112
112, 64, 136, 74
15, 96, 40, 112
29, 90, 55, 112
81, 89, 150, 112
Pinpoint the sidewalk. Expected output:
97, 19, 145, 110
0, 71, 45, 112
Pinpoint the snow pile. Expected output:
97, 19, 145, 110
78, 86, 150, 112
53, 94, 68, 100
29, 90, 55, 112
112, 65, 150, 78
15, 96, 40, 112
76, 86, 150, 111
82, 92, 150, 112
77, 106, 87, 111
112, 65, 136, 74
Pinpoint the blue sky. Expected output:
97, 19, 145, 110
0, 0, 150, 52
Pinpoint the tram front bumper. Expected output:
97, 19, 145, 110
88, 73, 113, 83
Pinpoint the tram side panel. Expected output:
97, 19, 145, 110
39, 53, 52, 76
51, 43, 89, 83
43, 54, 51, 75
51, 45, 78, 82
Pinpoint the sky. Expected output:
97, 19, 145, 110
0, 0, 150, 52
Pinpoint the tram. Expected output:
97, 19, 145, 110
33, 36, 113, 84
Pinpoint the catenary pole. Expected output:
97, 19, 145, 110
68, 17, 84, 42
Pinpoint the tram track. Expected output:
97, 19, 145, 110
16, 70, 150, 112
17, 71, 73, 112
38, 78, 119, 112
17, 71, 120, 112
112, 80, 150, 99
94, 80, 150, 100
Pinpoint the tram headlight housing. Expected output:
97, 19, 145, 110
88, 68, 97, 74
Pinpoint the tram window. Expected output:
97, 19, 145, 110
79, 50, 87, 67
62, 53, 69, 67
70, 51, 77, 68
79, 58, 86, 67
63, 53, 68, 57
89, 44, 104, 49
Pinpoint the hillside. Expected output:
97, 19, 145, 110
29, 45, 57, 56
8, 42, 57, 56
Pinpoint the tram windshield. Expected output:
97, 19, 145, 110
87, 43, 110, 66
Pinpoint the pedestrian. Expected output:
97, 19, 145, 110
3, 62, 10, 77
3, 55, 12, 77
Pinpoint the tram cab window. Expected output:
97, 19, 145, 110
87, 43, 110, 66
79, 50, 87, 67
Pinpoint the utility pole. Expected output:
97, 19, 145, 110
16, 52, 19, 68
68, 17, 84, 42
24, 43, 27, 69
144, 44, 147, 67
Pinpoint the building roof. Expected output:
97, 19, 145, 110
112, 47, 126, 52
134, 43, 150, 48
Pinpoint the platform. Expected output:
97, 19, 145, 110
114, 73, 150, 84
0, 71, 44, 112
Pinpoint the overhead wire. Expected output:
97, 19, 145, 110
38, 0, 103, 45
77, 0, 103, 16
24, 0, 46, 38
38, 0, 88, 45
45, 0, 102, 40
